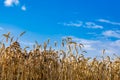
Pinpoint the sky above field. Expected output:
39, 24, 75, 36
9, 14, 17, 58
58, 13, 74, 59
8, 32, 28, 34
0, 0, 120, 57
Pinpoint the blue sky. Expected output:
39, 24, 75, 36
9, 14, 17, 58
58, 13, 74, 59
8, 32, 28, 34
0, 0, 120, 57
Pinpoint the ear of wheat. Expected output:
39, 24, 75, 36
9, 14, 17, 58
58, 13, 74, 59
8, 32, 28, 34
0, 32, 119, 80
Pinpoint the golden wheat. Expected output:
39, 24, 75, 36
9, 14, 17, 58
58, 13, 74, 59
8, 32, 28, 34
0, 32, 119, 80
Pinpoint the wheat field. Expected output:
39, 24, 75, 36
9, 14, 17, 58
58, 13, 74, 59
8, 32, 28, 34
0, 32, 120, 80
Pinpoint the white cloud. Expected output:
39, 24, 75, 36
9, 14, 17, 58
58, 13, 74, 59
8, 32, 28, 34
98, 19, 120, 26
4, 0, 19, 7
4, 0, 27, 11
85, 22, 103, 29
102, 30, 120, 38
110, 40, 120, 47
62, 21, 83, 27
64, 36, 120, 57
21, 5, 26, 11
59, 21, 103, 29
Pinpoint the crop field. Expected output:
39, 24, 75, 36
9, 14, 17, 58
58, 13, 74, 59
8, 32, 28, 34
0, 32, 120, 80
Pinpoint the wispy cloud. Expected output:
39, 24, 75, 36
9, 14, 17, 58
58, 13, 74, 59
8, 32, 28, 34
85, 22, 103, 29
4, 0, 19, 7
64, 36, 120, 57
60, 21, 83, 27
59, 21, 103, 29
21, 5, 26, 11
102, 30, 120, 38
98, 19, 120, 26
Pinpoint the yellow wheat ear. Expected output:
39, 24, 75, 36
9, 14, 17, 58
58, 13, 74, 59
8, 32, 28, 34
102, 49, 106, 54
10, 36, 14, 44
47, 38, 50, 44
3, 32, 10, 42
24, 46, 30, 51
54, 41, 57, 47
16, 31, 26, 41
